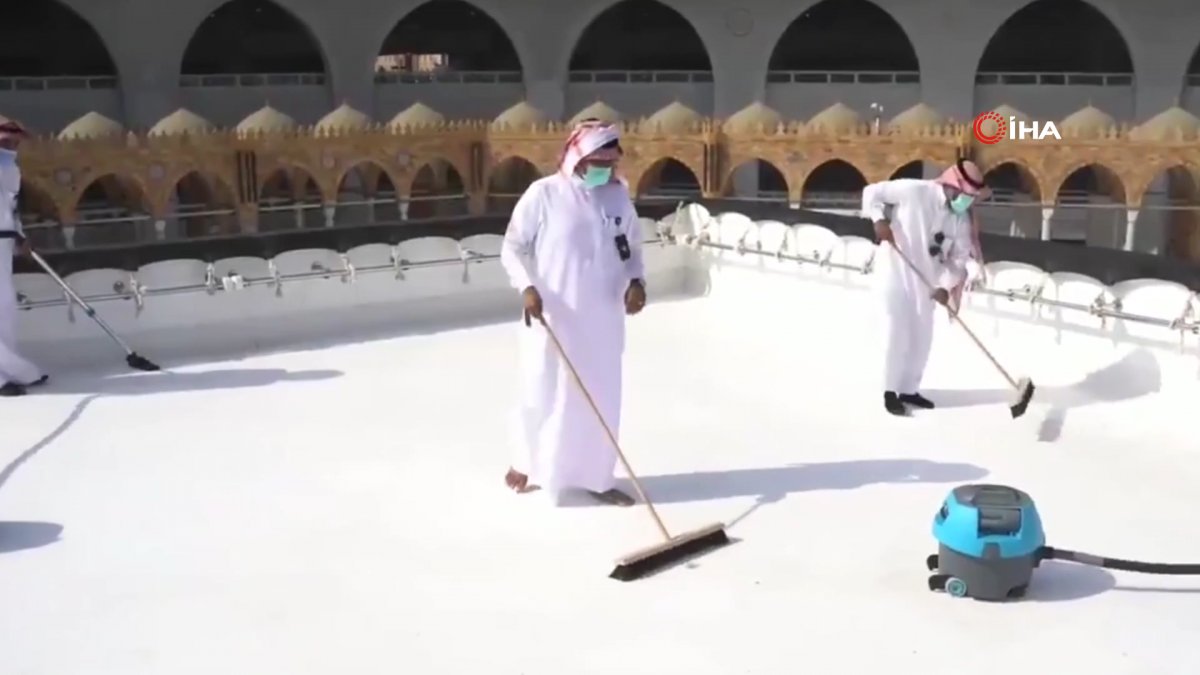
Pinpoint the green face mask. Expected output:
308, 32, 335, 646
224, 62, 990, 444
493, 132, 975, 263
949, 193, 974, 215
581, 165, 612, 188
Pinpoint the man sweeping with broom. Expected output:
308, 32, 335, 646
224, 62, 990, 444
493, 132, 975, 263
499, 119, 647, 507
861, 159, 992, 416
0, 120, 48, 397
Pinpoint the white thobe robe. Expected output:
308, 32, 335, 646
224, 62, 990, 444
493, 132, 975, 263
0, 152, 41, 387
500, 173, 645, 498
861, 179, 978, 393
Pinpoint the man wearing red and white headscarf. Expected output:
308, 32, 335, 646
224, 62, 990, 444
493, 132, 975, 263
0, 120, 46, 397
499, 119, 646, 506
861, 159, 989, 416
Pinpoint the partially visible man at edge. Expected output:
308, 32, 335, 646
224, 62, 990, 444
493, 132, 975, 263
0, 120, 47, 397
498, 119, 647, 506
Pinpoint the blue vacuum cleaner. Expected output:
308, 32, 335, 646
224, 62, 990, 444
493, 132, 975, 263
927, 484, 1200, 600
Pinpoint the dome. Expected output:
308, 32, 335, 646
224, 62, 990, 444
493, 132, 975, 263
723, 101, 783, 133
1130, 106, 1200, 141
991, 104, 1029, 122
59, 111, 124, 140
639, 101, 702, 134
236, 105, 298, 135
1059, 105, 1117, 139
389, 102, 445, 128
492, 101, 547, 130
888, 103, 945, 132
149, 108, 215, 136
315, 103, 372, 133
806, 102, 861, 134
569, 101, 622, 125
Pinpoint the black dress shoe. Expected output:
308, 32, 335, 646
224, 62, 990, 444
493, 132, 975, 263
0, 382, 27, 397
899, 392, 935, 409
25, 374, 48, 387
884, 391, 908, 416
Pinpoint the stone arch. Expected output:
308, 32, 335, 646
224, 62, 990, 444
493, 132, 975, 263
721, 158, 789, 198
800, 159, 866, 207
72, 174, 151, 247
569, 0, 712, 72
16, 180, 63, 250
976, 0, 1133, 76
0, 1, 117, 77
768, 0, 918, 74
181, 0, 327, 75
635, 157, 702, 198
488, 156, 540, 212
167, 171, 239, 238
408, 159, 468, 220
1049, 163, 1126, 246
258, 165, 324, 231
335, 161, 400, 226
977, 160, 1044, 238
376, 0, 522, 75
888, 160, 926, 180
983, 161, 1044, 201
1131, 163, 1200, 259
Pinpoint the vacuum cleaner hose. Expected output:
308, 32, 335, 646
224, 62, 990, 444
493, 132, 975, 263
1041, 547, 1200, 575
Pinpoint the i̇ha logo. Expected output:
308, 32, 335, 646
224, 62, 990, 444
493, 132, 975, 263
973, 110, 1061, 143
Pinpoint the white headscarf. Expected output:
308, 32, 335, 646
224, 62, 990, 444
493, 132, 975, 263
558, 120, 621, 178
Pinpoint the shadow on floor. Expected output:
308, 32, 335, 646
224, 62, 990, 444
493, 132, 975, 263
43, 367, 343, 396
559, 458, 988, 531
1024, 560, 1200, 601
629, 458, 989, 505
922, 348, 1162, 442
2, 368, 343, 498
0, 521, 63, 555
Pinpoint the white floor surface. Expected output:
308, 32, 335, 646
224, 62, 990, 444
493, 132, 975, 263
2, 293, 1199, 674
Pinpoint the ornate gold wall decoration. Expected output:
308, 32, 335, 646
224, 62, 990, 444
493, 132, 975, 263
11, 101, 1200, 260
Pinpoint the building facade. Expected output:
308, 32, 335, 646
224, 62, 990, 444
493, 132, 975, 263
3, 0, 1200, 260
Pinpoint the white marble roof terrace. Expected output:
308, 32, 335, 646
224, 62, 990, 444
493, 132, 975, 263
2, 205, 1199, 674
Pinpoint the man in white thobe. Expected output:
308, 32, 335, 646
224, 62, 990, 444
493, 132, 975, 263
861, 159, 988, 416
0, 120, 46, 397
499, 119, 646, 506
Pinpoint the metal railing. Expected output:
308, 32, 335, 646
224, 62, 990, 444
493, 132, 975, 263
179, 72, 326, 87
0, 75, 118, 90
15, 236, 655, 312
13, 218, 1197, 342
766, 71, 919, 84
974, 72, 1133, 86
677, 230, 1198, 337
568, 70, 712, 84
374, 70, 522, 84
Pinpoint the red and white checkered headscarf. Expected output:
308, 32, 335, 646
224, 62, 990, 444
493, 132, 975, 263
559, 119, 621, 180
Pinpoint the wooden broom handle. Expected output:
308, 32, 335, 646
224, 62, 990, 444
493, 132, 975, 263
539, 316, 674, 541
888, 242, 1020, 390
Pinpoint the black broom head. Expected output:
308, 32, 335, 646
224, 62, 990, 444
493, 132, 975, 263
1010, 377, 1034, 418
609, 522, 730, 582
126, 352, 161, 372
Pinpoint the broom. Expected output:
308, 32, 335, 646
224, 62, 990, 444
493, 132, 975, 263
30, 250, 161, 372
890, 243, 1035, 418
539, 316, 730, 581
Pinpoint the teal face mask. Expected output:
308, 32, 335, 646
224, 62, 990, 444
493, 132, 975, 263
949, 193, 974, 215
581, 165, 612, 188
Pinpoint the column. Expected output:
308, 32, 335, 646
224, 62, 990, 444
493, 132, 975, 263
1123, 209, 1140, 251
1041, 207, 1054, 241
